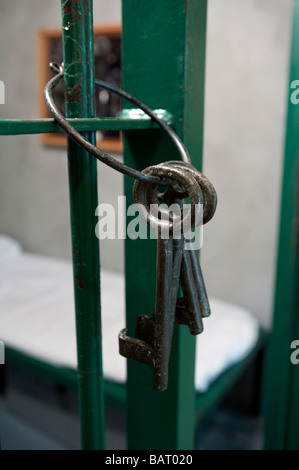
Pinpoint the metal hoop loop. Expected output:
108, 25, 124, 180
44, 62, 191, 186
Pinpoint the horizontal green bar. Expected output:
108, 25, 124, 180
5, 346, 126, 409
0, 109, 173, 136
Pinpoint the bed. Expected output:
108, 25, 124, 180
0, 234, 266, 417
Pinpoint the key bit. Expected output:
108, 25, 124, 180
118, 229, 184, 392
119, 327, 154, 369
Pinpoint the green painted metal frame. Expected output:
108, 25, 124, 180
5, 346, 126, 411
0, 0, 209, 451
121, 0, 208, 450
263, 0, 299, 450
0, 0, 208, 449
0, 0, 268, 451
60, 0, 104, 450
0, 111, 173, 135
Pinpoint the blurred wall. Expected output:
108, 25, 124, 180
202, 0, 292, 328
0, 0, 293, 327
0, 0, 123, 270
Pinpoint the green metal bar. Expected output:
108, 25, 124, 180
263, 0, 299, 450
61, 0, 105, 450
122, 0, 207, 450
0, 111, 173, 135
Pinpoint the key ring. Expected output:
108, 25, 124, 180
44, 62, 191, 186
133, 164, 204, 234
151, 161, 217, 225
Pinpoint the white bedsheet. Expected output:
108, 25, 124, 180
0, 248, 259, 393
0, 235, 22, 263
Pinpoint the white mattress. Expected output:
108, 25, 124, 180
0, 236, 259, 393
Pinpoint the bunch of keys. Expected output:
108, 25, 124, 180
119, 161, 217, 391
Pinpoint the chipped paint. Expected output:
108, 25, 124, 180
63, 0, 83, 20
75, 277, 84, 290
66, 83, 82, 103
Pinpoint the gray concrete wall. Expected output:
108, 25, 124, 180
0, 0, 292, 327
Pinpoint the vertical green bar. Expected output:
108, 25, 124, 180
122, 0, 207, 449
61, 0, 105, 449
263, 0, 299, 450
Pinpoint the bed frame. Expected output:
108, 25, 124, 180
4, 327, 267, 429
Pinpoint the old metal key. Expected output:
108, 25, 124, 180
119, 213, 188, 391
119, 162, 214, 391
146, 162, 216, 333
153, 226, 174, 390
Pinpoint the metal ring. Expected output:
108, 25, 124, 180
94, 81, 191, 166
44, 62, 190, 186
155, 161, 217, 224
133, 164, 203, 234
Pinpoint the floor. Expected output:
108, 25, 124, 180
0, 365, 264, 450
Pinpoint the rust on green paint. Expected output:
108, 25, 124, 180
61, 0, 105, 450
66, 84, 82, 103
